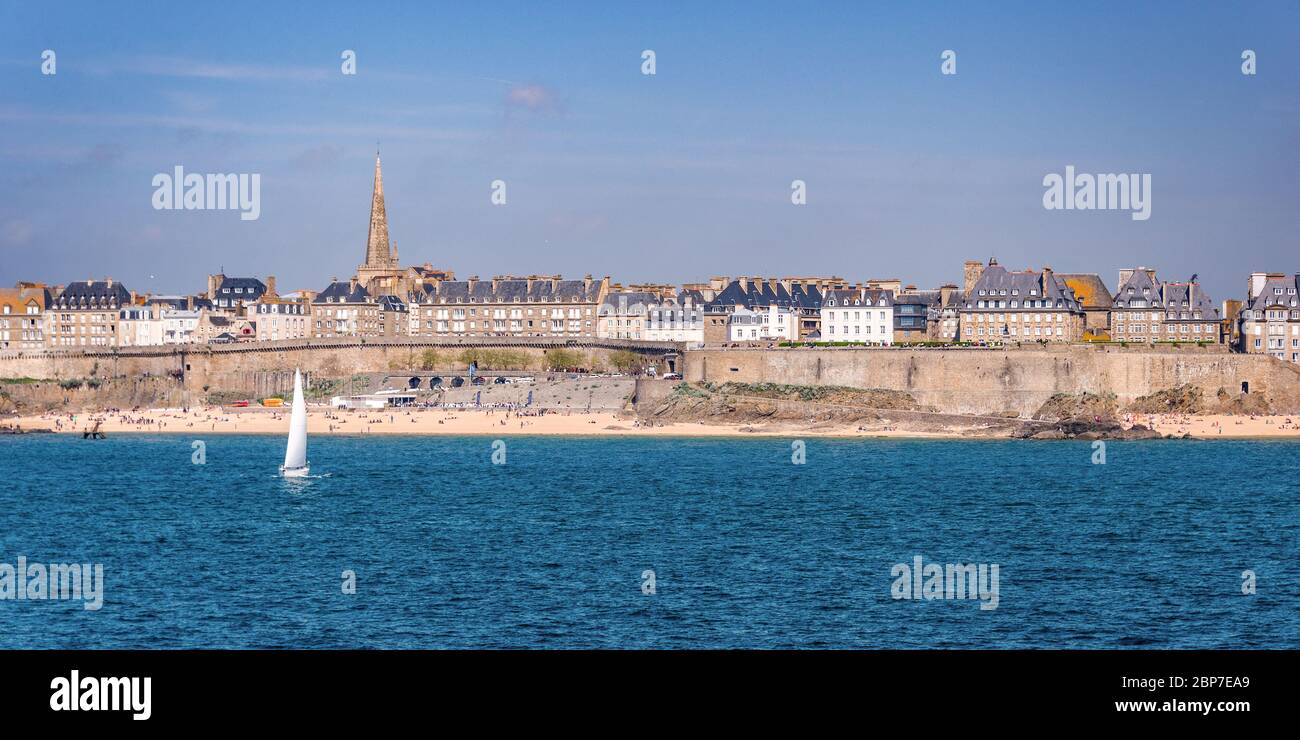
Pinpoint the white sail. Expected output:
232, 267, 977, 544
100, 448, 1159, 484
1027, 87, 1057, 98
281, 368, 309, 475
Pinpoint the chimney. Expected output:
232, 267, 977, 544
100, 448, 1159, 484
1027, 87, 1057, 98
963, 261, 985, 295
1119, 268, 1135, 289
186, 295, 194, 311
1247, 272, 1269, 299
106, 277, 114, 289
207, 273, 223, 300
266, 275, 277, 297
940, 284, 957, 306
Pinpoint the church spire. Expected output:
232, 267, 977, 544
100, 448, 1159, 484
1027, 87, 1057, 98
364, 152, 392, 268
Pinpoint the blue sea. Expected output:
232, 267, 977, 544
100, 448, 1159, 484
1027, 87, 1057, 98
0, 434, 1296, 649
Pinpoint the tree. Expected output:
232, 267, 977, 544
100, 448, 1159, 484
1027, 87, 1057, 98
419, 349, 442, 370
608, 350, 641, 373
544, 348, 585, 371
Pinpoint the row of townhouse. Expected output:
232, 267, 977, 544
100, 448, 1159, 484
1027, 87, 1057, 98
677, 260, 1270, 350
404, 275, 608, 339
3, 263, 1295, 363
1240, 272, 1300, 363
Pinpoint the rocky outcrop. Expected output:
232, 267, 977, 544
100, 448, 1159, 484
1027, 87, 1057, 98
1032, 391, 1119, 422
1012, 420, 1163, 440
1124, 384, 1273, 415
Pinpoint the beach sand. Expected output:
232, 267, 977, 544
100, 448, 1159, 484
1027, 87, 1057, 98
1125, 413, 1300, 439
8, 406, 1300, 440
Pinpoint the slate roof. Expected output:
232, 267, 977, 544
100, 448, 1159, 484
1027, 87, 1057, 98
1245, 274, 1300, 311
52, 280, 132, 309
1160, 282, 1219, 319
147, 295, 213, 311
1114, 269, 1220, 319
601, 291, 660, 313
217, 277, 266, 294
892, 290, 939, 309
407, 278, 603, 304
962, 265, 1082, 311
314, 281, 372, 304
822, 288, 893, 307
705, 279, 824, 312
1113, 270, 1161, 308
677, 288, 706, 305
377, 295, 407, 313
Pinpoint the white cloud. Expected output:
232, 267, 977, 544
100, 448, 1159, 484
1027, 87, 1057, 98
505, 84, 560, 114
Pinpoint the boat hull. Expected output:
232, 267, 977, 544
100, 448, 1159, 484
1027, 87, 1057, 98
280, 464, 310, 478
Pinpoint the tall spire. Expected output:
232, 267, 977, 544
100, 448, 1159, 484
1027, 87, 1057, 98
364, 152, 391, 267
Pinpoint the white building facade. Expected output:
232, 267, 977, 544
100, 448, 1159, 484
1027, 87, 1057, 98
819, 288, 894, 344
727, 305, 797, 342
117, 305, 165, 346
161, 309, 201, 344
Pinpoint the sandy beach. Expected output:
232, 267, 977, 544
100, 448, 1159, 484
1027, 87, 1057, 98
1126, 412, 1300, 439
7, 406, 1300, 440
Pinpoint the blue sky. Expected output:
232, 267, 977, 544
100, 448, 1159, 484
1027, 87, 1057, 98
1, 1, 1297, 303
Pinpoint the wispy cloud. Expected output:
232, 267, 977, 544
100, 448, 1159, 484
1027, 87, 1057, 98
0, 106, 480, 142
162, 90, 221, 114
108, 56, 331, 82
505, 83, 561, 115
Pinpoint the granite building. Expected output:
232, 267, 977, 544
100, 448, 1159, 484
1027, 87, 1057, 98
958, 259, 1085, 343
1240, 272, 1300, 361
1110, 267, 1221, 344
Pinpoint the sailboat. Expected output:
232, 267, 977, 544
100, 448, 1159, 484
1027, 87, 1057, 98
280, 368, 310, 477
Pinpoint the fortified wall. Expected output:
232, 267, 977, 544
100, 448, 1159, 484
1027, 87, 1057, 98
0, 338, 679, 398
5, 342, 1298, 417
681, 346, 1300, 416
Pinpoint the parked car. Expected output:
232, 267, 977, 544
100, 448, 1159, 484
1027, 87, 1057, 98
662, 373, 683, 381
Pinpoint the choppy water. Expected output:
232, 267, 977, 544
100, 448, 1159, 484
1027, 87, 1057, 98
0, 434, 1296, 648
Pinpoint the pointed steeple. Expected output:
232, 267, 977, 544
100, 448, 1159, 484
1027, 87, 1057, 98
364, 152, 391, 267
